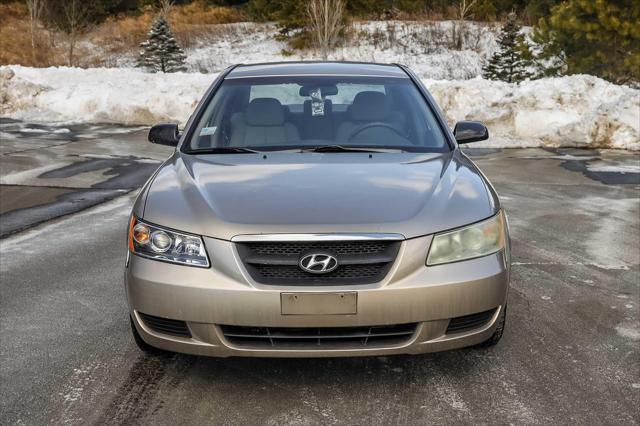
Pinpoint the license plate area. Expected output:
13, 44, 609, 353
281, 292, 357, 315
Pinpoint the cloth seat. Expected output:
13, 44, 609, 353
230, 98, 300, 146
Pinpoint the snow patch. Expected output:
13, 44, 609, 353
615, 323, 640, 341
586, 163, 640, 173
100, 21, 498, 80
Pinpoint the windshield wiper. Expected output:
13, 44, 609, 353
300, 145, 402, 153
188, 147, 262, 154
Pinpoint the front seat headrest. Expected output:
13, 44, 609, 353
245, 98, 285, 126
350, 91, 390, 121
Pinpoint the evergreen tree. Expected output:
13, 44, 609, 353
483, 13, 533, 83
137, 16, 187, 73
532, 0, 640, 85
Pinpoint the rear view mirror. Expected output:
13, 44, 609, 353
453, 121, 489, 144
148, 124, 180, 147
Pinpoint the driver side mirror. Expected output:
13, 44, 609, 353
148, 123, 180, 147
453, 121, 489, 144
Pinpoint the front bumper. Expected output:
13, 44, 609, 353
125, 235, 510, 357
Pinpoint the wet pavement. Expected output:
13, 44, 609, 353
0, 119, 170, 237
1, 123, 639, 424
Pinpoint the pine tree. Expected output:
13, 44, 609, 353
483, 13, 533, 83
533, 0, 640, 85
137, 16, 187, 73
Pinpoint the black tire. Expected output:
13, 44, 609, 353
475, 305, 507, 349
130, 316, 170, 356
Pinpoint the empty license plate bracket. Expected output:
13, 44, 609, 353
281, 292, 357, 315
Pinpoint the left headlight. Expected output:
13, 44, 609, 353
427, 210, 506, 266
128, 216, 210, 267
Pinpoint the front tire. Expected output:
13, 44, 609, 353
130, 316, 169, 356
475, 305, 507, 348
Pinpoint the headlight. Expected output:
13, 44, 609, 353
128, 216, 210, 267
427, 211, 506, 266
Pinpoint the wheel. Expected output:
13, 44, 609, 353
130, 316, 169, 356
475, 305, 507, 348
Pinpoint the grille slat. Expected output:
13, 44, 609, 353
237, 240, 401, 285
446, 309, 496, 334
221, 323, 417, 348
139, 312, 192, 338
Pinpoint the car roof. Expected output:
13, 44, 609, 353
225, 61, 409, 79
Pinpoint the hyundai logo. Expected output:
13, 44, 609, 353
299, 253, 338, 274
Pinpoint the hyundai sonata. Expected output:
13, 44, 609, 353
125, 61, 510, 357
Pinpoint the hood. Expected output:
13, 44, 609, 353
141, 151, 499, 240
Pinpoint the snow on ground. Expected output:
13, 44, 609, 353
182, 21, 498, 80
1, 66, 638, 150
87, 21, 497, 80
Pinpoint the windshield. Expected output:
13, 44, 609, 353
185, 76, 449, 153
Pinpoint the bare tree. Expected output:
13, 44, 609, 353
159, 0, 174, 19
453, 0, 477, 49
306, 0, 345, 60
60, 0, 89, 66
26, 0, 46, 62
458, 0, 477, 21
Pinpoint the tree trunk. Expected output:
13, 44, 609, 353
307, 0, 344, 60
68, 31, 75, 66
30, 19, 37, 63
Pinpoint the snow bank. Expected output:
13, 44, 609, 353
1, 65, 638, 149
426, 76, 640, 150
0, 66, 215, 125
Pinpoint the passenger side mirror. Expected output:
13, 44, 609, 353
453, 121, 489, 144
148, 123, 180, 147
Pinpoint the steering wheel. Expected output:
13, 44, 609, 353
347, 122, 406, 142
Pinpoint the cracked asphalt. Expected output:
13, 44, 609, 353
1, 122, 639, 425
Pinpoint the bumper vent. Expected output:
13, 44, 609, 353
220, 323, 417, 348
138, 312, 192, 338
236, 240, 401, 285
446, 309, 496, 334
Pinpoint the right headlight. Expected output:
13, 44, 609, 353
426, 210, 506, 266
128, 216, 210, 268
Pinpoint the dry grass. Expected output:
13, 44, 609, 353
0, 1, 247, 68
0, 3, 57, 66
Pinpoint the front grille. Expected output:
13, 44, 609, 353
220, 323, 417, 348
247, 241, 391, 256
236, 239, 401, 285
254, 263, 387, 280
138, 312, 192, 338
446, 309, 496, 334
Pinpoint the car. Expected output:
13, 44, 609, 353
125, 61, 510, 358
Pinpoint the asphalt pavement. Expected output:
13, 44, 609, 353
1, 122, 639, 425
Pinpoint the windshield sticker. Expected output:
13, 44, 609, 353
309, 88, 325, 117
199, 126, 217, 136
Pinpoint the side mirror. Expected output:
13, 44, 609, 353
453, 121, 489, 144
148, 123, 180, 147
